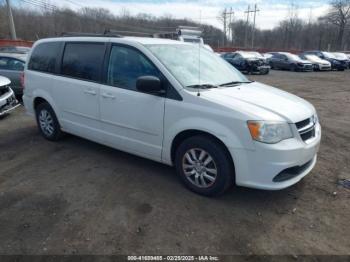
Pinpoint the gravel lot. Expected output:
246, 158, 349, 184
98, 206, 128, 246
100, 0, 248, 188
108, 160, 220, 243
0, 70, 349, 255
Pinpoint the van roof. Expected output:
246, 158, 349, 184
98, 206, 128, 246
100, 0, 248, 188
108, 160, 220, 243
35, 36, 188, 46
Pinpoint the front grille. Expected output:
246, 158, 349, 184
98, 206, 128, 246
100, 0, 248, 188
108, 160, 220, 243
295, 117, 316, 142
304, 64, 313, 70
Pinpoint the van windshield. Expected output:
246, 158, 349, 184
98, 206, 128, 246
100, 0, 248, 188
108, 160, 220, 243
146, 44, 248, 88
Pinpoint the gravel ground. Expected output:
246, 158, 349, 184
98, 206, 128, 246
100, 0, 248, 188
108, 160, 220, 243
0, 70, 349, 255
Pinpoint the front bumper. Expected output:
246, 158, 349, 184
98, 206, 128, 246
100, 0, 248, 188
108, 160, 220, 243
249, 65, 270, 74
230, 123, 321, 190
297, 65, 313, 71
0, 88, 20, 116
319, 65, 332, 71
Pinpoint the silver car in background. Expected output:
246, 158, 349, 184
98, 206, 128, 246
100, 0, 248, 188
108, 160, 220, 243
300, 54, 332, 71
0, 53, 26, 99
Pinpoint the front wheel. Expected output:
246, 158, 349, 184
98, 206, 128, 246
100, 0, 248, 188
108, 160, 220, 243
175, 136, 234, 196
35, 102, 63, 141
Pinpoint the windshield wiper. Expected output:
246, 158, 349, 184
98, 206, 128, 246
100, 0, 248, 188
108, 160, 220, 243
219, 81, 253, 87
186, 84, 218, 89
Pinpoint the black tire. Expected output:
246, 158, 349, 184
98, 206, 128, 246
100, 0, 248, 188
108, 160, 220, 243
35, 102, 63, 141
175, 135, 234, 196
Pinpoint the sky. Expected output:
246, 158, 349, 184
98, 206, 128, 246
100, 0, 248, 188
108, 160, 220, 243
12, 0, 332, 30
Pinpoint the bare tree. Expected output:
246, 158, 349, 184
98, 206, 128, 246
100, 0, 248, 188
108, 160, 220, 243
322, 0, 350, 49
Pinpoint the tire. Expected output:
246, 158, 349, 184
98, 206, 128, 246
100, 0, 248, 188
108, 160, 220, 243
175, 135, 234, 196
35, 102, 63, 141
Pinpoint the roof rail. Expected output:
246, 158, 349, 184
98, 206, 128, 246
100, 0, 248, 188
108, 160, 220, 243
61, 32, 123, 38
104, 29, 154, 37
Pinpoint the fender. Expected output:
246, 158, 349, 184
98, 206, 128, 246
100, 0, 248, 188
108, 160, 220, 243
162, 116, 254, 165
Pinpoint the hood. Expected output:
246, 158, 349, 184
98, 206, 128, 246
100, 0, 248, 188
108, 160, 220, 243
246, 58, 261, 62
296, 59, 312, 64
201, 82, 315, 123
307, 57, 330, 65
0, 76, 11, 87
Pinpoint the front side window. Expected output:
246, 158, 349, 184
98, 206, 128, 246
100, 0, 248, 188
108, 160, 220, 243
28, 42, 61, 73
107, 45, 161, 91
147, 44, 247, 87
62, 43, 105, 82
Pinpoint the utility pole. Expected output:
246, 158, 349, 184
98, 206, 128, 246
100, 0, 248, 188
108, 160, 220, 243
6, 0, 17, 40
251, 4, 260, 49
223, 8, 227, 46
229, 7, 234, 46
222, 8, 234, 47
244, 5, 251, 48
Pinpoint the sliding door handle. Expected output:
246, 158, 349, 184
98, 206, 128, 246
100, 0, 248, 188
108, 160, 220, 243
84, 89, 97, 96
102, 93, 116, 99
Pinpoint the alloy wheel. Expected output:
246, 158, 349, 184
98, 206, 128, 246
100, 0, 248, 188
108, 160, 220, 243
38, 109, 55, 137
182, 148, 218, 188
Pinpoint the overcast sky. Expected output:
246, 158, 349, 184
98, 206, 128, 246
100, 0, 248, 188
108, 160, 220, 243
13, 0, 331, 30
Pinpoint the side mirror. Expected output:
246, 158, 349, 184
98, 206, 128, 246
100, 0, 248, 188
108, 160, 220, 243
136, 76, 164, 95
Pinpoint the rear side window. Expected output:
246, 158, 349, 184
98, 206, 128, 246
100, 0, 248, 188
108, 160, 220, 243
28, 42, 61, 73
61, 43, 105, 82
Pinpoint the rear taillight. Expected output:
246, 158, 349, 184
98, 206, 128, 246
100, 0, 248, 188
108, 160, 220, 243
20, 72, 25, 89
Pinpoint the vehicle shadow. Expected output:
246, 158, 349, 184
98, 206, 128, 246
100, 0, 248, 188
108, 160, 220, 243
61, 133, 300, 209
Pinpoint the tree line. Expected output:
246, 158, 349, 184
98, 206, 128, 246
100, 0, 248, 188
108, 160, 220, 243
228, 0, 350, 51
0, 4, 224, 48
0, 0, 349, 51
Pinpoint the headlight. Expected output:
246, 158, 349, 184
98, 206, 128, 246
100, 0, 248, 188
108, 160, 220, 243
247, 121, 293, 144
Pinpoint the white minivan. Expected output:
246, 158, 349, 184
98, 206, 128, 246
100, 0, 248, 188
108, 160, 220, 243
23, 36, 321, 196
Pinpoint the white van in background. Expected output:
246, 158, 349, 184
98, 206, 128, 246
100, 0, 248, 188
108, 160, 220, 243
23, 36, 321, 196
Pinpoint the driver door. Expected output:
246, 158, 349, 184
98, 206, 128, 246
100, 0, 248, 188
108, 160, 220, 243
99, 44, 166, 161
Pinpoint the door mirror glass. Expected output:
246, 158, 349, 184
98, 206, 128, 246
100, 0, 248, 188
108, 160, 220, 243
136, 76, 163, 94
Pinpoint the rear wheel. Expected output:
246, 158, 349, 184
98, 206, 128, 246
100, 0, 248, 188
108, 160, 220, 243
35, 102, 63, 141
175, 135, 234, 196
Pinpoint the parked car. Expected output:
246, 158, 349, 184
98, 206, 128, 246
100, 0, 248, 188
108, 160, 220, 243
299, 54, 332, 71
221, 51, 270, 75
24, 36, 321, 196
269, 52, 313, 72
333, 52, 350, 69
0, 53, 26, 99
0, 46, 31, 54
302, 51, 347, 71
263, 53, 273, 63
0, 76, 20, 117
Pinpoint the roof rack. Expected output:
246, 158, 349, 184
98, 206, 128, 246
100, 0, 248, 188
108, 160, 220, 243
61, 32, 123, 38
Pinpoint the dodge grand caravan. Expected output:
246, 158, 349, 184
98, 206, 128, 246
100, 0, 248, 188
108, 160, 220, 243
23, 36, 321, 196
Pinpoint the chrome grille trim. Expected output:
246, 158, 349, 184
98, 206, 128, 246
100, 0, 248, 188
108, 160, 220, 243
295, 116, 316, 142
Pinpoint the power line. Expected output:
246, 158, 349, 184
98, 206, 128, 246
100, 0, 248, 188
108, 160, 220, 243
19, 0, 56, 11
62, 0, 83, 7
